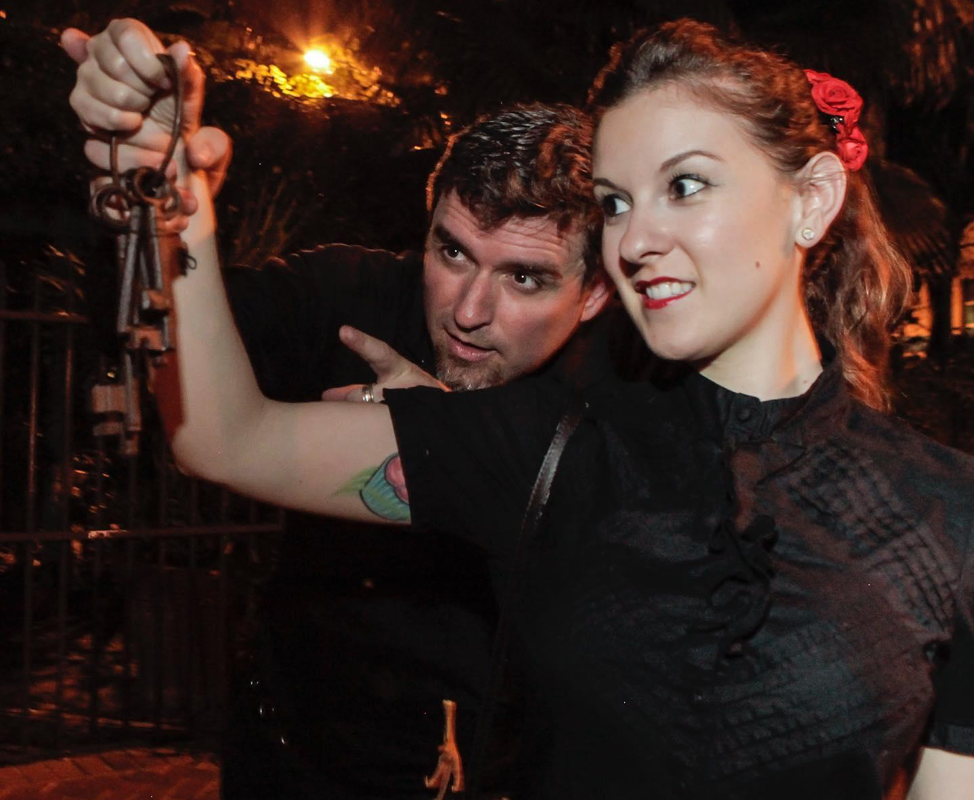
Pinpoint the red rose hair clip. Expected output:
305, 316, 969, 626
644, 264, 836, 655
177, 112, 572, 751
804, 69, 868, 171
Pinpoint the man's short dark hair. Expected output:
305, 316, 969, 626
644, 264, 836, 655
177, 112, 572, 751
427, 103, 601, 281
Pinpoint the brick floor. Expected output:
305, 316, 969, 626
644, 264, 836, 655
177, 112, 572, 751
0, 747, 218, 800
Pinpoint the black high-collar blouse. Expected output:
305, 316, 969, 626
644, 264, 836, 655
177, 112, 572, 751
386, 360, 974, 799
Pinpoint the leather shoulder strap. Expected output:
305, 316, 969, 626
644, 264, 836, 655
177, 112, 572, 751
465, 406, 584, 798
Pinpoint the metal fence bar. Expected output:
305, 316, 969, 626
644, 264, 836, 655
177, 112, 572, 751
20, 272, 42, 747
186, 535, 197, 730
0, 258, 285, 760
0, 261, 7, 526
123, 536, 135, 736
55, 540, 68, 749
54, 269, 78, 750
0, 523, 285, 543
20, 543, 33, 748
153, 537, 165, 741
0, 309, 87, 324
88, 537, 102, 737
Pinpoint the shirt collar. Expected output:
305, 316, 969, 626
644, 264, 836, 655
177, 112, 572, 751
679, 348, 849, 450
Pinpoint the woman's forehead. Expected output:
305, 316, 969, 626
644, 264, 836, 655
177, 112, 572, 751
593, 85, 758, 172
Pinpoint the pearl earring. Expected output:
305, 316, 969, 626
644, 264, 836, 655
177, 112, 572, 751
801, 227, 815, 241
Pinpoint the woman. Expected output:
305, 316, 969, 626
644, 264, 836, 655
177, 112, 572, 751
68, 18, 973, 799
381, 23, 974, 798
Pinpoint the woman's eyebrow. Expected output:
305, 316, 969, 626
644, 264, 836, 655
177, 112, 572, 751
659, 148, 722, 173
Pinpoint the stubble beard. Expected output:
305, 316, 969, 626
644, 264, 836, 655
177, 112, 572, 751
433, 347, 507, 391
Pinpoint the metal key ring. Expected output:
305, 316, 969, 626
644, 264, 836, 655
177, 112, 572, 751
106, 54, 182, 202
128, 166, 182, 215
90, 183, 132, 232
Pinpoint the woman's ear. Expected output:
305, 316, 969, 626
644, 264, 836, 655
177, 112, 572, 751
793, 151, 848, 248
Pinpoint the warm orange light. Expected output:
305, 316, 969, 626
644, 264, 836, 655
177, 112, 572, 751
304, 49, 334, 74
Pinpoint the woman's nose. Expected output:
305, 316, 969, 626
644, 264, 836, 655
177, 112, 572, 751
616, 208, 672, 269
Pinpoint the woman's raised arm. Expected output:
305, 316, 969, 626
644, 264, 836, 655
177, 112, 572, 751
68, 20, 409, 525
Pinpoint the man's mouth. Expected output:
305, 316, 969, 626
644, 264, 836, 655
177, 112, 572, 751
635, 278, 695, 310
444, 330, 496, 362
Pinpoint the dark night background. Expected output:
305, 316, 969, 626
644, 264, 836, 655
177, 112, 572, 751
0, 0, 972, 770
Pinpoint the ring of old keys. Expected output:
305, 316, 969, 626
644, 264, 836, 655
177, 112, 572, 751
89, 54, 191, 455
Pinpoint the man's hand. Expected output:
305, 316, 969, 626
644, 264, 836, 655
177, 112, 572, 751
62, 20, 231, 211
322, 326, 448, 403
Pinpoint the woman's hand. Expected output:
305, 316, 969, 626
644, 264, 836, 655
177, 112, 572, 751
62, 20, 231, 212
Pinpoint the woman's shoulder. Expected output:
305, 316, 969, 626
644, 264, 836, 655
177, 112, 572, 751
849, 401, 974, 466
846, 401, 974, 514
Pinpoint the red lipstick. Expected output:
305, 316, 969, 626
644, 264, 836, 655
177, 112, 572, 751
635, 278, 694, 310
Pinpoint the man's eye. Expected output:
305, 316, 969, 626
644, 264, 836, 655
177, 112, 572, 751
441, 245, 464, 261
670, 175, 707, 199
511, 271, 542, 291
599, 194, 631, 218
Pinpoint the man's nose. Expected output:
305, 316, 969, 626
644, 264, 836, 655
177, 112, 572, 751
453, 272, 495, 330
616, 207, 672, 270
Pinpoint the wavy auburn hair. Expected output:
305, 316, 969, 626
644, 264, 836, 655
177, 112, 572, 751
587, 20, 911, 410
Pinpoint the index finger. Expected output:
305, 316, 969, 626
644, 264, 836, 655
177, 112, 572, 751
103, 18, 169, 94
338, 325, 402, 377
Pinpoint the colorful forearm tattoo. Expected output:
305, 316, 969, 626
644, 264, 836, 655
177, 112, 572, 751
336, 453, 411, 522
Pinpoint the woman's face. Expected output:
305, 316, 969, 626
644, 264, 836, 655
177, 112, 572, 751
593, 84, 806, 375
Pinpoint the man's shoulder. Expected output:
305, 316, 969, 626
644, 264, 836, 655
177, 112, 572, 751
225, 243, 425, 325
237, 243, 421, 289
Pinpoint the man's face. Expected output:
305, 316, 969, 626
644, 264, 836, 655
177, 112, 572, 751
423, 191, 609, 390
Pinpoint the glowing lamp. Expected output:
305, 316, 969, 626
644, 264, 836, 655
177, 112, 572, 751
304, 49, 334, 74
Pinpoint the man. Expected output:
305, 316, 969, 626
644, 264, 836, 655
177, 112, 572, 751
64, 19, 610, 799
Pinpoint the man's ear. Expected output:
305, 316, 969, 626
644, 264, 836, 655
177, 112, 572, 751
580, 270, 614, 322
793, 151, 848, 248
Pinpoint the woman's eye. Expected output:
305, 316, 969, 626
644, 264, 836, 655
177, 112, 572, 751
670, 175, 707, 199
512, 271, 542, 291
599, 194, 632, 218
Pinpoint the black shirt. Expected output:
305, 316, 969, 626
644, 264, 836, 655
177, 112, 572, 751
386, 360, 974, 799
224, 244, 498, 798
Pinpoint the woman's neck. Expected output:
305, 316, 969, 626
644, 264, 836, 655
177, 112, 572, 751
697, 312, 823, 401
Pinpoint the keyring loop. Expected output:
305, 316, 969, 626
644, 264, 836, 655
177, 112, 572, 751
128, 166, 182, 214
90, 183, 132, 231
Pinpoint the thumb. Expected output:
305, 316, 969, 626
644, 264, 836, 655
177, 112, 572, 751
321, 384, 378, 403
60, 28, 91, 64
185, 126, 233, 197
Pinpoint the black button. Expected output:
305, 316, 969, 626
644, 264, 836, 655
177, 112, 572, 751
736, 406, 753, 422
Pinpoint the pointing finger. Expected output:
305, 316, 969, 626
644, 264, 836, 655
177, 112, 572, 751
338, 325, 403, 380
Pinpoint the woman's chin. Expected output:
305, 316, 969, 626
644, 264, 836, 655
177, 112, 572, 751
642, 335, 709, 365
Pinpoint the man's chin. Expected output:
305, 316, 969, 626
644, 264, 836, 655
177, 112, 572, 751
435, 354, 507, 391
